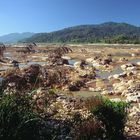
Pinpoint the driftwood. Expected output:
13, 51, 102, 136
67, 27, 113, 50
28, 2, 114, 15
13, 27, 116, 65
0, 43, 6, 58
48, 45, 72, 65
16, 43, 37, 54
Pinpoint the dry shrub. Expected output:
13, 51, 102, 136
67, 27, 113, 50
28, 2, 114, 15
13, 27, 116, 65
48, 46, 72, 65
84, 96, 102, 110
43, 66, 72, 88
72, 117, 104, 140
2, 68, 21, 77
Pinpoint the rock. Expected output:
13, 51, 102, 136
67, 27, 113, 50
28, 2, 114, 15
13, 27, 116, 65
119, 57, 128, 62
121, 63, 136, 71
112, 80, 137, 95
113, 74, 120, 79
119, 72, 127, 78
108, 75, 113, 79
110, 98, 122, 102
92, 61, 100, 67
74, 61, 81, 68
121, 64, 127, 70
113, 83, 127, 95
86, 58, 94, 63
86, 58, 101, 67
62, 56, 71, 60
101, 90, 114, 95
127, 80, 135, 85
56, 58, 69, 65
126, 95, 140, 103
102, 58, 112, 65
136, 62, 140, 66
131, 53, 139, 57
121, 63, 133, 68
78, 68, 96, 78
74, 61, 96, 78
127, 66, 137, 71
101, 90, 108, 95
89, 87, 101, 92
68, 80, 85, 91
89, 87, 95, 91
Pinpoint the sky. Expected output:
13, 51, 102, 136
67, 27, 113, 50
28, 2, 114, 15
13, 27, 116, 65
0, 0, 140, 35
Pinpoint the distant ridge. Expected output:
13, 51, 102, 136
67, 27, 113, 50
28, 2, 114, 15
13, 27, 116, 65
0, 32, 34, 43
23, 22, 140, 44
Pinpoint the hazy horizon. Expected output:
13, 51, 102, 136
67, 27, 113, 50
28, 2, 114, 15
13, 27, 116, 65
0, 0, 140, 35
0, 21, 139, 36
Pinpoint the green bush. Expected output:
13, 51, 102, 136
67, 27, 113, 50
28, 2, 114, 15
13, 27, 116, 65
0, 93, 44, 140
91, 98, 128, 140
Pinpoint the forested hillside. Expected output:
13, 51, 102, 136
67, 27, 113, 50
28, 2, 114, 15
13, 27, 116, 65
24, 22, 140, 44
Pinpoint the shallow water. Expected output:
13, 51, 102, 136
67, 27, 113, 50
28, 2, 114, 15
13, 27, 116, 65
66, 90, 126, 100
0, 59, 76, 71
68, 58, 140, 79
19, 61, 47, 68
129, 58, 140, 64
96, 58, 140, 79
96, 66, 124, 79
0, 62, 47, 71
68, 59, 77, 65
65, 90, 101, 98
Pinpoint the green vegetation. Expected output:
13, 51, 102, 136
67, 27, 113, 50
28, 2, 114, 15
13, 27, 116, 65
0, 91, 128, 140
0, 93, 42, 140
92, 98, 128, 140
24, 22, 140, 44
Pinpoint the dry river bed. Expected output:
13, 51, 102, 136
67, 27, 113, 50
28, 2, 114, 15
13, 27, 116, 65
0, 44, 140, 138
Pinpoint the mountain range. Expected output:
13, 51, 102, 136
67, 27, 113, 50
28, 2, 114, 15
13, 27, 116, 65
0, 32, 34, 43
24, 22, 140, 44
1, 22, 140, 44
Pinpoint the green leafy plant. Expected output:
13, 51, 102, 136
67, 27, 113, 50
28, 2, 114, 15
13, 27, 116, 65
92, 98, 128, 140
0, 93, 43, 140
